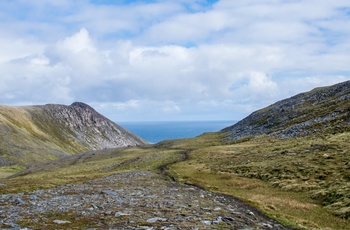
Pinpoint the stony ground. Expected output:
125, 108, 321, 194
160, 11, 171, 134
0, 171, 292, 229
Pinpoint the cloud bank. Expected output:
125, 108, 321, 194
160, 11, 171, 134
0, 0, 349, 121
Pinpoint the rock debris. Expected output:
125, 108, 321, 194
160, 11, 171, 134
0, 171, 292, 229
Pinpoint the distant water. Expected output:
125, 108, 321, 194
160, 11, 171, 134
119, 120, 236, 144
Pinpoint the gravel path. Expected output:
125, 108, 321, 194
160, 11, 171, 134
0, 171, 292, 229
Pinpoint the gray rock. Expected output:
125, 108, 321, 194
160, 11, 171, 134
262, 223, 274, 228
115, 211, 129, 217
201, 220, 212, 225
213, 216, 223, 224
101, 190, 117, 196
1, 222, 21, 228
91, 204, 99, 209
29, 195, 38, 200
146, 217, 167, 223
13, 198, 25, 205
53, 220, 71, 224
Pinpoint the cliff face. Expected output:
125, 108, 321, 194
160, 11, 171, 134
222, 80, 350, 140
0, 102, 146, 166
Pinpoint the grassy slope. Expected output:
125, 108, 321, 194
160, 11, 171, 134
0, 145, 184, 193
0, 105, 91, 169
168, 132, 350, 230
1, 80, 350, 229
1, 131, 349, 229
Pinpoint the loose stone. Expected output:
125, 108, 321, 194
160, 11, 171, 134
53, 220, 71, 224
147, 217, 167, 223
13, 198, 25, 205
0, 171, 292, 229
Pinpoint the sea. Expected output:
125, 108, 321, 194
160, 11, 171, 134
119, 120, 236, 144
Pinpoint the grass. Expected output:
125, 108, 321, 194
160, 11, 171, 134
0, 105, 93, 167
17, 210, 100, 229
166, 132, 350, 229
0, 146, 184, 194
1, 130, 349, 229
0, 165, 26, 179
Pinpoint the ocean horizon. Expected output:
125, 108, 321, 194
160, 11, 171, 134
119, 120, 236, 144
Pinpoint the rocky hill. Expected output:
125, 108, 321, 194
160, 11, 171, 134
0, 102, 146, 166
222, 80, 350, 140
2, 82, 350, 229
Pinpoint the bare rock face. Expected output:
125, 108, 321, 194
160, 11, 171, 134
222, 80, 350, 140
0, 102, 146, 166
39, 102, 146, 150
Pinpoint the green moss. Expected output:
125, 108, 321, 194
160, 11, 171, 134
0, 165, 26, 178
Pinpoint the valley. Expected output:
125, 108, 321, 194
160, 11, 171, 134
1, 81, 350, 229
1, 131, 349, 229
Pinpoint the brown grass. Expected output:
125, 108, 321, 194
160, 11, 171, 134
167, 132, 350, 229
1, 131, 349, 229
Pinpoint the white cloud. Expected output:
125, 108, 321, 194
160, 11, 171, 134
57, 28, 95, 54
0, 0, 349, 121
278, 75, 349, 98
27, 54, 49, 66
112, 100, 141, 111
142, 10, 229, 43
243, 72, 278, 96
0, 37, 44, 63
161, 101, 182, 113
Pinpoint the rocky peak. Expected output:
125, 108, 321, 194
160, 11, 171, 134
70, 101, 93, 110
39, 102, 147, 150
0, 102, 147, 166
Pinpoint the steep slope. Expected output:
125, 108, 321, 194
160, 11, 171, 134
0, 102, 146, 166
222, 80, 350, 140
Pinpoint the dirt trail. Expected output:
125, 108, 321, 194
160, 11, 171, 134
0, 170, 293, 229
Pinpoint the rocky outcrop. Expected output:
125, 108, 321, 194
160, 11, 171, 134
36, 102, 146, 150
222, 80, 350, 140
0, 102, 146, 166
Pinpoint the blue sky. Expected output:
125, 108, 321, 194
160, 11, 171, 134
0, 0, 349, 121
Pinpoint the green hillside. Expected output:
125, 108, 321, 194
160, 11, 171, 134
0, 102, 146, 168
1, 81, 349, 229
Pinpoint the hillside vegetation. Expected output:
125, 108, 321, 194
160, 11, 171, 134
1, 132, 349, 229
1, 81, 349, 229
0, 102, 146, 167
223, 80, 350, 140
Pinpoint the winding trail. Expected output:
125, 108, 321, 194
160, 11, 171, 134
0, 170, 294, 229
0, 147, 296, 229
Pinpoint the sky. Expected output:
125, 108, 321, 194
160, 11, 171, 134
0, 0, 349, 121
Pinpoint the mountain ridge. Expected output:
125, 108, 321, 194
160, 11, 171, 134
0, 102, 146, 166
222, 80, 350, 140
2, 82, 350, 229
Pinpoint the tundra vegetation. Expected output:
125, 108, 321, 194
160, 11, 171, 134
1, 81, 350, 229
1, 130, 349, 229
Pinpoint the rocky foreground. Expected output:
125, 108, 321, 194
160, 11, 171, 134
0, 171, 292, 229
